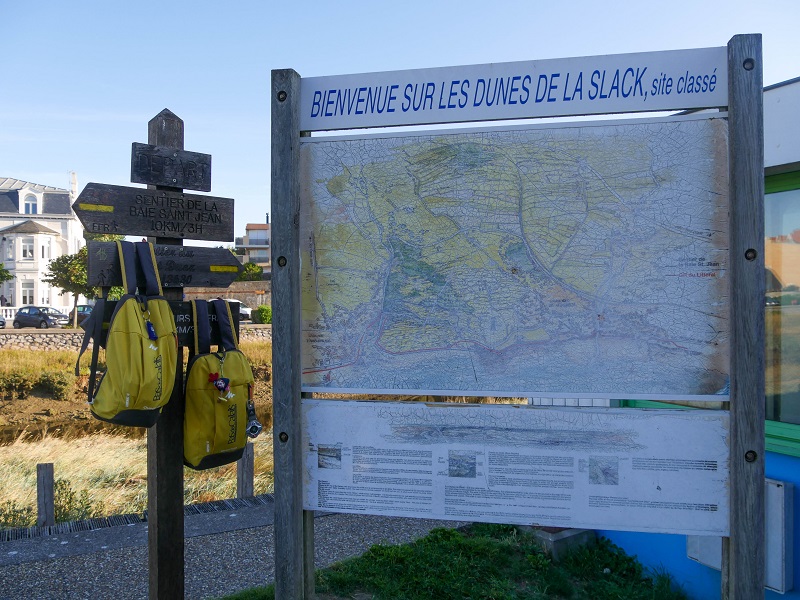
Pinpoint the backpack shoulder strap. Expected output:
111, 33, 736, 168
134, 242, 163, 296
116, 240, 137, 294
74, 298, 106, 403
191, 300, 211, 355
211, 298, 238, 351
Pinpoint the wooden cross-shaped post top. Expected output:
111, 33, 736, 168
72, 109, 234, 242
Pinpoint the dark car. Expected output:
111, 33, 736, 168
12, 306, 68, 329
41, 307, 70, 327
0, 314, 5, 328
69, 304, 93, 325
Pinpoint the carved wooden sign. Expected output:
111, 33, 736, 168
72, 182, 234, 241
131, 143, 212, 191
86, 240, 243, 288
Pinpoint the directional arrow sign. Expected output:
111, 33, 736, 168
86, 241, 244, 288
73, 183, 234, 241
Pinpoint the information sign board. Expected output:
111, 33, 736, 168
303, 400, 730, 536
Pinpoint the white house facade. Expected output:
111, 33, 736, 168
0, 177, 85, 315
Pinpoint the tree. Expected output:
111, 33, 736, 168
236, 261, 263, 282
0, 263, 12, 285
42, 247, 97, 326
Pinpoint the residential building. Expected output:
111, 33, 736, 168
0, 176, 84, 313
235, 214, 271, 272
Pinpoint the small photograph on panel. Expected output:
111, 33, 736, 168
448, 450, 477, 478
318, 444, 343, 469
588, 456, 619, 485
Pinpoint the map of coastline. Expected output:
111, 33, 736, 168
299, 116, 729, 398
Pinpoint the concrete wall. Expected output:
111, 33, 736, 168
0, 325, 272, 350
183, 281, 271, 311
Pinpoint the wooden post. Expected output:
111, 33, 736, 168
146, 108, 186, 600
271, 69, 308, 599
723, 33, 765, 600
237, 442, 255, 498
36, 463, 55, 527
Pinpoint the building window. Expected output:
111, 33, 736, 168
4, 239, 12, 261
249, 231, 269, 245
24, 195, 37, 215
21, 238, 34, 260
21, 281, 34, 305
765, 172, 800, 426
250, 249, 270, 260
41, 239, 51, 260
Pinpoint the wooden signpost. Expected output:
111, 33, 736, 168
73, 109, 239, 599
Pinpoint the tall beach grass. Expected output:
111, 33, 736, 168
0, 339, 275, 528
0, 429, 275, 526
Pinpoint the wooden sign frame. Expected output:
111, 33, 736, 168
271, 35, 764, 599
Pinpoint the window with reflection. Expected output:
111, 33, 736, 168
24, 195, 37, 215
21, 237, 34, 260
765, 176, 800, 424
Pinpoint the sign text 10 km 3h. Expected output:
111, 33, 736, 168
72, 182, 234, 241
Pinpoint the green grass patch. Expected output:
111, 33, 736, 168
217, 524, 686, 600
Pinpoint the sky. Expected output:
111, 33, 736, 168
1, 0, 798, 242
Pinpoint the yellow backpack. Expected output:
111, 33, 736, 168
183, 299, 261, 470
76, 241, 178, 427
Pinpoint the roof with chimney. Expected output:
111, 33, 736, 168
0, 178, 67, 193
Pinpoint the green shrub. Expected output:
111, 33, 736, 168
0, 480, 104, 530
0, 372, 37, 400
254, 305, 272, 324
0, 500, 35, 529
38, 371, 76, 400
54, 479, 104, 523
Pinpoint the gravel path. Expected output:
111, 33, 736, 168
0, 501, 464, 599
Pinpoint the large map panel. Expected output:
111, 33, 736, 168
300, 116, 729, 399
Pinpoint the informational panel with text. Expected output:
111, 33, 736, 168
274, 38, 765, 598
300, 114, 729, 401
303, 400, 730, 536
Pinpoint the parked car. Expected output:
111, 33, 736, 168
220, 299, 252, 321
69, 304, 93, 325
12, 306, 68, 329
41, 307, 70, 327
0, 314, 5, 329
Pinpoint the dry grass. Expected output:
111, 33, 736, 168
0, 339, 275, 524
0, 429, 274, 519
238, 339, 272, 366
0, 348, 96, 376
